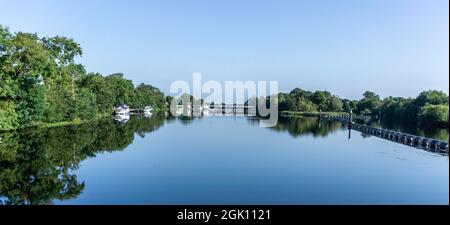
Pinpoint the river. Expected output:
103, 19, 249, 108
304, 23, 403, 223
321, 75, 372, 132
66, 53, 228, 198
0, 114, 448, 205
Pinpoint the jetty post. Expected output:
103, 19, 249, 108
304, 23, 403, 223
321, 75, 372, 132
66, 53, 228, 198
347, 110, 353, 142
348, 110, 353, 129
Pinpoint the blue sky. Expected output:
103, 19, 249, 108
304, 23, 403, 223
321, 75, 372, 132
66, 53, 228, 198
0, 0, 448, 99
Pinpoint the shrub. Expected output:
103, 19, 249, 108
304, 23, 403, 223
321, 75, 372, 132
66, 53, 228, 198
0, 101, 18, 131
418, 104, 449, 126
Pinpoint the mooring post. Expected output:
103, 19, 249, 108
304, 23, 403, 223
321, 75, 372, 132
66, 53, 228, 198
378, 110, 381, 123
347, 110, 353, 129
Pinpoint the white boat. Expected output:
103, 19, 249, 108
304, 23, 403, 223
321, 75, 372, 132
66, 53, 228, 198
114, 104, 130, 114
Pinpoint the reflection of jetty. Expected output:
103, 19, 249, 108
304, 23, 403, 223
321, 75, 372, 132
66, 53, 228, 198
322, 114, 449, 155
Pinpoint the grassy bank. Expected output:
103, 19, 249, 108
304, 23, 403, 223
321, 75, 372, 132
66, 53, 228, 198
281, 111, 349, 117
18, 113, 112, 131
1, 108, 169, 132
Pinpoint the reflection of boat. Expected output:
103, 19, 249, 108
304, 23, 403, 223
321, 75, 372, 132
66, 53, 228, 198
173, 105, 192, 117
174, 106, 183, 116
114, 110, 130, 123
143, 106, 153, 113
200, 104, 210, 116
144, 111, 153, 118
201, 104, 210, 111
143, 106, 153, 115
202, 105, 210, 116
113, 104, 131, 123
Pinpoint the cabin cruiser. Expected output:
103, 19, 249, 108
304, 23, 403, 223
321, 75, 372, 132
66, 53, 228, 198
114, 104, 130, 115
113, 104, 131, 123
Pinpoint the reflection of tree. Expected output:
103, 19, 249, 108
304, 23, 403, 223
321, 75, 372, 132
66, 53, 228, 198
257, 116, 344, 138
166, 111, 207, 126
178, 116, 195, 125
0, 114, 166, 205
0, 130, 85, 205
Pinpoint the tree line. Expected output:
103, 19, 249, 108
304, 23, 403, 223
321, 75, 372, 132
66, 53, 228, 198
278, 88, 448, 127
1, 25, 447, 131
0, 25, 166, 131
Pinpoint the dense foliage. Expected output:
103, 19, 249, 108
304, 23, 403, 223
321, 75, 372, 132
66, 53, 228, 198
279, 88, 343, 112
279, 88, 448, 127
0, 25, 166, 131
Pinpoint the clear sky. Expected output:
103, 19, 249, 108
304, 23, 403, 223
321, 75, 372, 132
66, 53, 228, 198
0, 0, 448, 99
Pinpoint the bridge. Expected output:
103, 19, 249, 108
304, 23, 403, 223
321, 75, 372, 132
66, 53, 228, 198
322, 114, 449, 155
175, 104, 257, 115
208, 104, 256, 114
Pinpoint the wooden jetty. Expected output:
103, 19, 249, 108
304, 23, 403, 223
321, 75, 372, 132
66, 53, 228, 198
321, 114, 449, 155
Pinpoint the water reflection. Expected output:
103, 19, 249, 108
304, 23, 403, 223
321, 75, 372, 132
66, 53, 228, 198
0, 114, 166, 205
354, 118, 449, 141
262, 116, 345, 138
0, 114, 447, 205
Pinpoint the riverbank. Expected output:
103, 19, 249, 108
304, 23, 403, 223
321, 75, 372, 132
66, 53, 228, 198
0, 108, 170, 132
28, 117, 109, 129
0, 113, 111, 132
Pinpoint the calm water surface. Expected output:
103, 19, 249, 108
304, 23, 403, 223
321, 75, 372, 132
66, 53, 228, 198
0, 114, 448, 205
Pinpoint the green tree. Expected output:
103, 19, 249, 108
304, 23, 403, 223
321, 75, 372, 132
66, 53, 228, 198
133, 83, 165, 110
66, 63, 86, 98
0, 25, 167, 130
44, 85, 76, 122
79, 73, 115, 114
297, 97, 317, 112
342, 99, 358, 113
0, 101, 18, 131
311, 91, 331, 111
43, 36, 82, 79
415, 90, 449, 107
356, 91, 381, 115
106, 73, 135, 105
328, 95, 343, 112
418, 104, 449, 126
1, 32, 52, 126
74, 88, 98, 120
